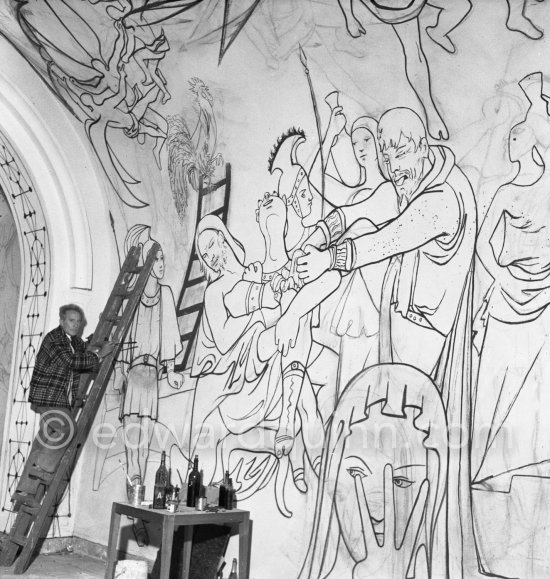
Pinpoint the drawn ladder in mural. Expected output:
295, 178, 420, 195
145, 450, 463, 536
175, 163, 231, 371
0, 243, 161, 574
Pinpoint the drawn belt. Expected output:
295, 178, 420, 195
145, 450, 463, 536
130, 354, 159, 370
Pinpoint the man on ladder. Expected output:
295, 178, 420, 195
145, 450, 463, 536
17, 304, 116, 493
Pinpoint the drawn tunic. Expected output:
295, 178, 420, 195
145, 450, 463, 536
473, 182, 550, 487
121, 285, 182, 419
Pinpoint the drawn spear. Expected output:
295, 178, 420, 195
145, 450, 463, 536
299, 45, 326, 216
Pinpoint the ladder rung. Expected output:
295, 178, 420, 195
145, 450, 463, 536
201, 178, 227, 196
20, 504, 40, 517
9, 534, 28, 547
185, 276, 205, 287
12, 493, 41, 509
27, 467, 54, 483
179, 303, 202, 315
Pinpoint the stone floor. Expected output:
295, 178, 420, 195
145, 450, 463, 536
2, 551, 106, 578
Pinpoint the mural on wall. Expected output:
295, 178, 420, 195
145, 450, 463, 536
4, 1, 550, 578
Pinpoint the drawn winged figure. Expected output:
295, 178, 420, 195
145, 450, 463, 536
167, 77, 223, 218
6, 0, 172, 209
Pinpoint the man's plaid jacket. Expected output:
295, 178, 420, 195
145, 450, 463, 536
28, 325, 100, 409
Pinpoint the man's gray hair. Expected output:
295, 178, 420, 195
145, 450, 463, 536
59, 303, 85, 321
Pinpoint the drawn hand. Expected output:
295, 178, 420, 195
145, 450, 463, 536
352, 465, 428, 579
329, 105, 347, 137
167, 370, 184, 390
275, 312, 300, 356
243, 261, 263, 283
345, 18, 366, 38
297, 245, 331, 284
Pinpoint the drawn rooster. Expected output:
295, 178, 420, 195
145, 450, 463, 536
167, 77, 223, 219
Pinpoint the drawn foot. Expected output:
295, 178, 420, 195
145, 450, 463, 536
345, 17, 366, 38
426, 26, 456, 53
426, 114, 449, 141
507, 15, 543, 39
275, 427, 295, 458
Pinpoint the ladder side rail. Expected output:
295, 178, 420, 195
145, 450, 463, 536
11, 243, 160, 574
74, 246, 141, 410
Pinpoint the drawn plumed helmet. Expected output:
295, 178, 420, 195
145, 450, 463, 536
124, 224, 160, 265
268, 128, 309, 218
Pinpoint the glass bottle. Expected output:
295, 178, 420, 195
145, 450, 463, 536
186, 455, 200, 507
153, 451, 169, 509
226, 478, 234, 510
218, 470, 229, 508
228, 557, 238, 579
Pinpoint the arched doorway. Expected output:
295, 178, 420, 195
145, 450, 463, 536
0, 179, 22, 455
0, 128, 50, 532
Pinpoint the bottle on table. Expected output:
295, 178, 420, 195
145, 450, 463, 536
153, 451, 169, 509
226, 478, 235, 510
218, 470, 229, 508
228, 557, 238, 579
186, 455, 201, 507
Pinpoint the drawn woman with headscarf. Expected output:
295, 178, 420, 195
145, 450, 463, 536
299, 363, 448, 578
307, 97, 399, 391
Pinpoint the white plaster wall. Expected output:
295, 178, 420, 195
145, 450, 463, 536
0, 36, 118, 537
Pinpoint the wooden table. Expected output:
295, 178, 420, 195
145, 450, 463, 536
104, 502, 251, 579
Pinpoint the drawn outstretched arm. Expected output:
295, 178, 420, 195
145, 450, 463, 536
297, 189, 459, 283
275, 270, 340, 355
303, 182, 398, 250
205, 284, 261, 355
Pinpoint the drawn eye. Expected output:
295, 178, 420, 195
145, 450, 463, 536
393, 476, 413, 488
347, 466, 367, 479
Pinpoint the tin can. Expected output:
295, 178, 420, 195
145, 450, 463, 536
167, 501, 177, 513
196, 497, 207, 511
131, 484, 145, 506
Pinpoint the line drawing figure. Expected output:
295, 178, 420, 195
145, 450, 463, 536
306, 92, 398, 391
276, 106, 480, 575
8, 0, 172, 208
472, 71, 550, 579
336, 0, 473, 140
299, 363, 448, 579
116, 225, 184, 491
189, 214, 331, 515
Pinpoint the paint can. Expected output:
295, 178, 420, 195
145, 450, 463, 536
196, 496, 207, 511
131, 484, 145, 506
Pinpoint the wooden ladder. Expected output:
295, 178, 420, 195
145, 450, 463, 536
0, 242, 160, 574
